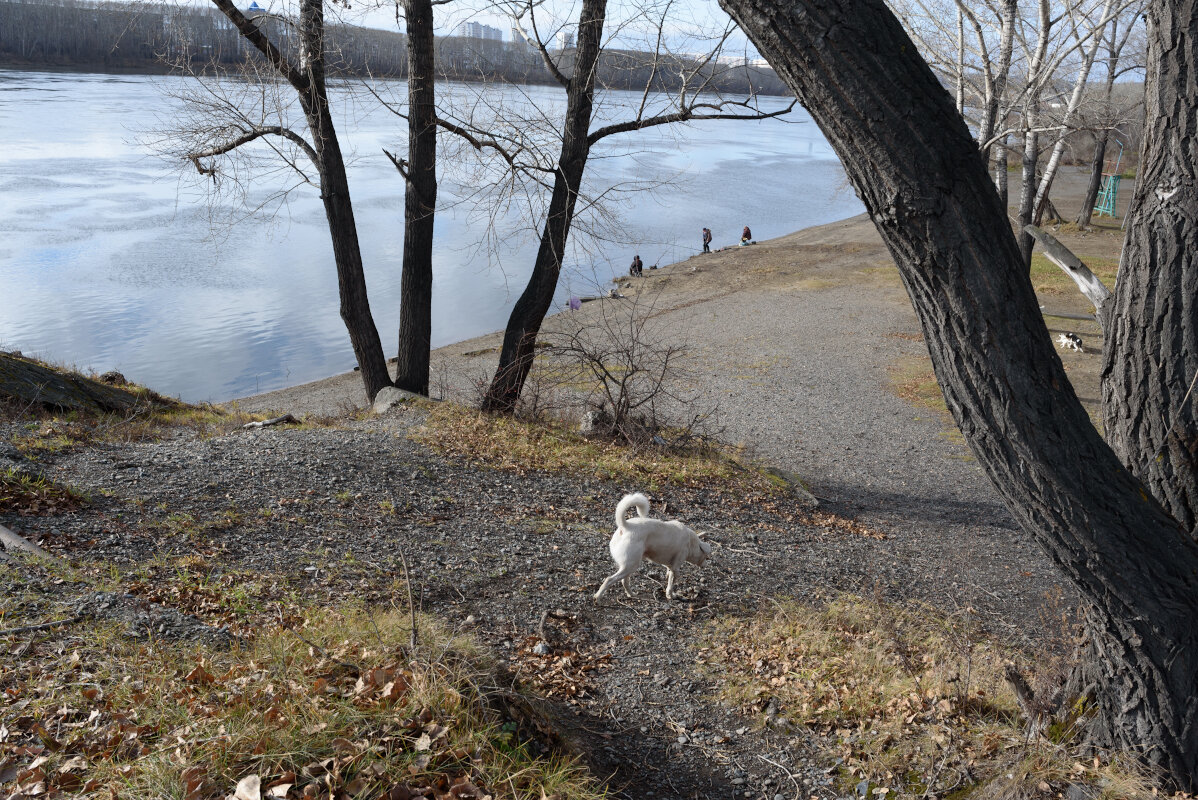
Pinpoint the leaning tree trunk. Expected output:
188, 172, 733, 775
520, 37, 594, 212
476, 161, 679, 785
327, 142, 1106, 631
1076, 133, 1108, 228
296, 0, 390, 400
1101, 0, 1198, 538
393, 0, 438, 396
481, 0, 605, 412
716, 0, 1198, 787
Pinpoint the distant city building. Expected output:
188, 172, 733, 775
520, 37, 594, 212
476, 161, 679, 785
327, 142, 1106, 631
555, 29, 574, 50
456, 21, 503, 41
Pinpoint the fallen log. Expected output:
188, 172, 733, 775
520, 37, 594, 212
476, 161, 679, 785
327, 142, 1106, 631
242, 413, 298, 430
0, 522, 61, 563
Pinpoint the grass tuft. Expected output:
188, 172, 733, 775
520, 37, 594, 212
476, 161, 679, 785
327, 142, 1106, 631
412, 401, 781, 495
0, 565, 607, 800
0, 467, 88, 514
700, 594, 1164, 799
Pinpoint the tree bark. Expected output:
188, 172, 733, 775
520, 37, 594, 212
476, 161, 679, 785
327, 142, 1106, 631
1076, 134, 1108, 227
481, 0, 605, 412
1101, 0, 1198, 538
393, 0, 438, 396
716, 0, 1198, 787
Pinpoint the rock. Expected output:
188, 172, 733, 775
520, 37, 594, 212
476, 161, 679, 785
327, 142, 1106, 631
532, 641, 552, 655
99, 370, 127, 385
0, 352, 150, 414
372, 386, 421, 414
1065, 785, 1098, 800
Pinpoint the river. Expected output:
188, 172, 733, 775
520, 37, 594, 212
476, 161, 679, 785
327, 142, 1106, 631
0, 68, 862, 402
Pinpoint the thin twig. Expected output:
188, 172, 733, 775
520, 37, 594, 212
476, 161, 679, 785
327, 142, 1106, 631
0, 616, 83, 637
400, 551, 418, 649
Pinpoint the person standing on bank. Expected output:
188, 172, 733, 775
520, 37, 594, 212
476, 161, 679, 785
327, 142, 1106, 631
629, 255, 643, 277
702, 227, 712, 253
741, 225, 752, 244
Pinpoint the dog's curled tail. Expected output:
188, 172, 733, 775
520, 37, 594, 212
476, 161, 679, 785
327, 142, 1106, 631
615, 492, 650, 529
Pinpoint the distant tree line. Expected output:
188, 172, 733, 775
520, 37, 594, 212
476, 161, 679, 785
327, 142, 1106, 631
0, 0, 789, 95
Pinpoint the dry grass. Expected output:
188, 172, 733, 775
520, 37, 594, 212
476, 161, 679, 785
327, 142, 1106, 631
411, 401, 781, 495
886, 357, 967, 449
700, 594, 1166, 799
0, 560, 607, 800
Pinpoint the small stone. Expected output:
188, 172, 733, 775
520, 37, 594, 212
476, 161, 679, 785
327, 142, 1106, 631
463, 615, 477, 626
532, 642, 551, 655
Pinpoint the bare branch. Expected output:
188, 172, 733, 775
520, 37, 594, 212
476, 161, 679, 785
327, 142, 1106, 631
188, 125, 318, 175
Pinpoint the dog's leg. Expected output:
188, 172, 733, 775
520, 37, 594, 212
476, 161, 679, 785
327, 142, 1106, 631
664, 565, 677, 600
622, 574, 634, 597
595, 562, 636, 602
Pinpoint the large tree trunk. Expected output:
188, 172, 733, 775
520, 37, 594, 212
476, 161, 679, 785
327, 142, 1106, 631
716, 0, 1198, 787
481, 0, 605, 412
296, 0, 390, 401
1076, 134, 1108, 227
393, 0, 438, 396
1101, 0, 1198, 538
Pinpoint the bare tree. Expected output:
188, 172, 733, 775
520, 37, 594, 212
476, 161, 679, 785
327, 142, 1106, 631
719, 0, 1198, 786
386, 0, 441, 396
435, 0, 795, 413
166, 0, 392, 399
890, 0, 1143, 258
541, 293, 699, 444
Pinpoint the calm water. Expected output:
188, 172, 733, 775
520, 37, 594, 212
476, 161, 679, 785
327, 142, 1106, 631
0, 69, 862, 402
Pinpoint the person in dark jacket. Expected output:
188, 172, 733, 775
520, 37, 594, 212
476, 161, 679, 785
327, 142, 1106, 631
741, 225, 752, 244
629, 255, 644, 277
701, 227, 712, 253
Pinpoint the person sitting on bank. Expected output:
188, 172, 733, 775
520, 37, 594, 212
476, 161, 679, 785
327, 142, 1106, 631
741, 225, 752, 245
630, 254, 644, 277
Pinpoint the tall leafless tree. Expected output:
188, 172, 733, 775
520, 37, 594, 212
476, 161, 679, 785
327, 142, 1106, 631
719, 0, 1198, 787
386, 0, 441, 396
172, 0, 392, 399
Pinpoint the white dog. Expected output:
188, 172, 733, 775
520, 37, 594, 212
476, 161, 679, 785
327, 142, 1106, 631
594, 493, 711, 601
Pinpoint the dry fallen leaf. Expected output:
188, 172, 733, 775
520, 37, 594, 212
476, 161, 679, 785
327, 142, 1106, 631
234, 774, 262, 800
